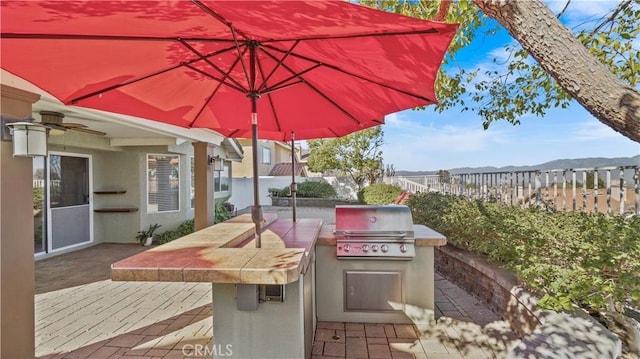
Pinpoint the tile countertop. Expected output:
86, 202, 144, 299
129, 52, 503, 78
111, 215, 445, 285
316, 224, 447, 247
111, 214, 323, 285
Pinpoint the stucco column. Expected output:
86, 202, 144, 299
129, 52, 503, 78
193, 142, 215, 231
0, 85, 40, 358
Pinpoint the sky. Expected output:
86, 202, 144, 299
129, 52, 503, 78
380, 0, 640, 172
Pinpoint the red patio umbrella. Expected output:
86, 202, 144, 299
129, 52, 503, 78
1, 1, 458, 247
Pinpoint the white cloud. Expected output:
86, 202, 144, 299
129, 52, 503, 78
381, 112, 516, 170
571, 117, 630, 141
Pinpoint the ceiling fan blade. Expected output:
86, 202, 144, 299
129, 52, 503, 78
70, 127, 106, 136
62, 123, 87, 129
37, 122, 66, 131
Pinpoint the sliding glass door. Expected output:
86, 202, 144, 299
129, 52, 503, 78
48, 153, 93, 251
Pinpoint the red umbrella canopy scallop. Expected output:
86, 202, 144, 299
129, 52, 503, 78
0, 0, 458, 141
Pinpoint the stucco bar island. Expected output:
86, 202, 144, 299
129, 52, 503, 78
111, 213, 446, 359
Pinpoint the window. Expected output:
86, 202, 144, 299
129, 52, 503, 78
190, 157, 195, 209
262, 146, 271, 165
49, 154, 89, 208
215, 162, 230, 192
147, 154, 180, 212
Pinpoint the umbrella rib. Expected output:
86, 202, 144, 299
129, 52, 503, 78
256, 57, 282, 132
260, 50, 361, 125
189, 0, 252, 40
66, 44, 243, 104
260, 28, 440, 44
256, 40, 300, 93
68, 63, 184, 104
188, 81, 223, 129
257, 47, 322, 94
178, 39, 247, 92
187, 52, 247, 127
183, 64, 246, 93
189, 0, 255, 94
0, 33, 236, 43
230, 25, 254, 94
263, 44, 433, 103
261, 80, 305, 96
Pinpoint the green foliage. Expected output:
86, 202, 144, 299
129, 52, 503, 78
135, 223, 161, 244
33, 187, 44, 210
215, 203, 231, 224
307, 127, 384, 190
155, 219, 194, 244
271, 181, 337, 198
361, 1, 640, 131
407, 193, 640, 312
277, 187, 291, 197
358, 183, 403, 204
296, 181, 337, 198
268, 187, 288, 197
177, 218, 195, 233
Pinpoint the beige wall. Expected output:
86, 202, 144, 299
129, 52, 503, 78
0, 85, 40, 358
232, 139, 293, 178
274, 142, 292, 164
193, 142, 215, 231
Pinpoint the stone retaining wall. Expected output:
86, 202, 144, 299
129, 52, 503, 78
435, 245, 539, 337
270, 197, 358, 208
435, 244, 622, 358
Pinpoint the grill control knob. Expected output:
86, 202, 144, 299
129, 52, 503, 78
362, 244, 370, 253
380, 244, 389, 253
372, 244, 379, 252
343, 244, 351, 252
399, 244, 408, 253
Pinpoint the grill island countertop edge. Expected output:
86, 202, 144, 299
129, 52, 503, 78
111, 214, 446, 285
111, 213, 321, 285
317, 224, 447, 247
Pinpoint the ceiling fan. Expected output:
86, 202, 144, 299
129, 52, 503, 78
38, 111, 106, 136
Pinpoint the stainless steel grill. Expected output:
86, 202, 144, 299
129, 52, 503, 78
335, 205, 415, 260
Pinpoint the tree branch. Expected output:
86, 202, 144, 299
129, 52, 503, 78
433, 0, 451, 21
472, 0, 640, 142
586, 0, 632, 41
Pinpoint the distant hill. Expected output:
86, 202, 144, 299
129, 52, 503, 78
395, 155, 640, 176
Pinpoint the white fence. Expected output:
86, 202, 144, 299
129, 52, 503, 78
386, 165, 640, 216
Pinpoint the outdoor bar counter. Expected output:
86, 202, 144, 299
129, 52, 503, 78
111, 213, 446, 358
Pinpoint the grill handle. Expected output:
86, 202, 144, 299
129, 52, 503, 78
340, 230, 407, 238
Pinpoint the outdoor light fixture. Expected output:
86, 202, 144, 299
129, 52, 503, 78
1, 116, 48, 157
208, 155, 224, 171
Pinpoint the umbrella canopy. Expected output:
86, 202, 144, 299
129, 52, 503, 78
1, 1, 458, 246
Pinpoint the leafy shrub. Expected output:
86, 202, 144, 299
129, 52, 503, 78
277, 186, 291, 197
177, 218, 194, 234
156, 218, 195, 244
33, 188, 44, 210
268, 187, 289, 197
215, 202, 232, 223
358, 183, 403, 204
407, 192, 640, 313
270, 182, 336, 198
296, 181, 336, 198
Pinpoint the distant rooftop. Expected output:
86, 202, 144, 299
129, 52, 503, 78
269, 162, 306, 176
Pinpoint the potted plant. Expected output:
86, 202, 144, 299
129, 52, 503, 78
135, 223, 161, 246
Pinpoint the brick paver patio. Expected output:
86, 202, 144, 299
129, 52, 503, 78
35, 208, 518, 358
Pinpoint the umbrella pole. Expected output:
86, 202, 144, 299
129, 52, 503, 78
250, 97, 263, 248
291, 132, 297, 222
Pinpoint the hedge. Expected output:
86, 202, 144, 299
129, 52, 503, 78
406, 192, 640, 313
358, 183, 403, 204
